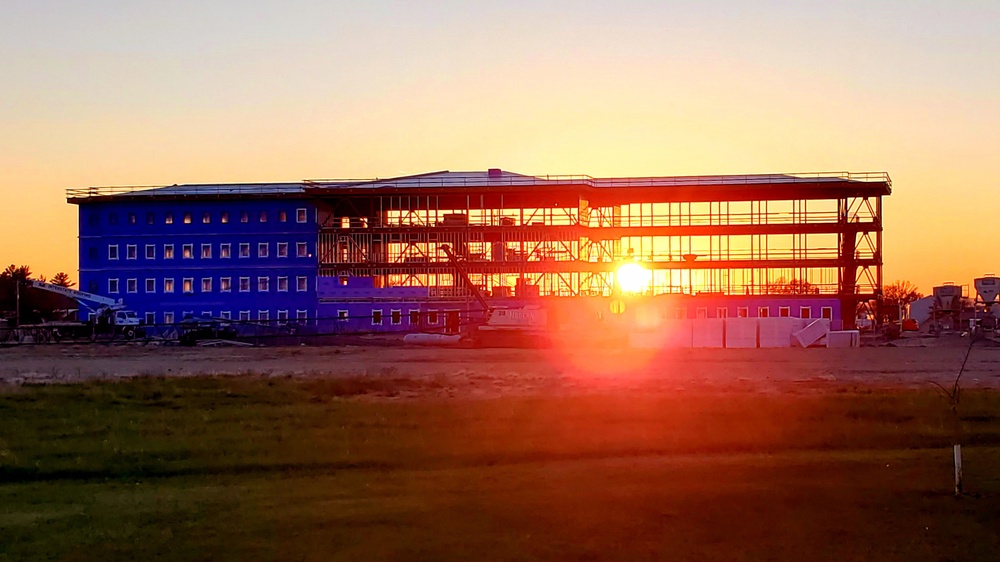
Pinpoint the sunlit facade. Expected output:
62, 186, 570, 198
69, 169, 890, 331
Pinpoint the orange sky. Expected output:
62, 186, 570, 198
1, 1, 998, 294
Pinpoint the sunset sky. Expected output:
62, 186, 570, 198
1, 1, 997, 293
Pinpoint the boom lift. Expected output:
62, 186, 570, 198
25, 280, 144, 340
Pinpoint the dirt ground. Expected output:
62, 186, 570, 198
2, 336, 998, 396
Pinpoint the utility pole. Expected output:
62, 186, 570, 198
15, 279, 20, 328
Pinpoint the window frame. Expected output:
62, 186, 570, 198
277, 276, 288, 292
296, 208, 308, 223
182, 278, 194, 294
164, 244, 174, 259
201, 278, 212, 293
220, 277, 232, 292
258, 242, 268, 258
145, 244, 155, 259
108, 278, 119, 293
145, 278, 156, 293
200, 243, 212, 259
257, 276, 269, 292
164, 278, 175, 293
108, 245, 119, 260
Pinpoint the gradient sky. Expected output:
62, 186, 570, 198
2, 0, 998, 293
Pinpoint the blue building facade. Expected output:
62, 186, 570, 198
75, 186, 317, 327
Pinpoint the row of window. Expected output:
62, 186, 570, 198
339, 309, 445, 326
105, 276, 309, 294
91, 208, 309, 226
145, 310, 310, 325
334, 307, 836, 326
678, 306, 833, 319
103, 242, 310, 261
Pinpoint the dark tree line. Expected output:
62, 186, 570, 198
0, 265, 77, 325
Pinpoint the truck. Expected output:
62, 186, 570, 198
22, 280, 145, 341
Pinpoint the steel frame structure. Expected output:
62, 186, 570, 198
306, 172, 890, 321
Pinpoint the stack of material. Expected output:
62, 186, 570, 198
793, 319, 831, 348
759, 318, 803, 348
692, 319, 725, 348
662, 320, 693, 348
725, 318, 758, 348
826, 330, 860, 348
628, 320, 692, 349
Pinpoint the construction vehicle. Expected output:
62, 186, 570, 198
23, 280, 144, 341
403, 244, 547, 347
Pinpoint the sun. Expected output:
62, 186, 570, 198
616, 262, 651, 294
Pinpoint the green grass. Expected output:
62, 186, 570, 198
1, 377, 999, 561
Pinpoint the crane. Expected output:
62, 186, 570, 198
25, 280, 143, 340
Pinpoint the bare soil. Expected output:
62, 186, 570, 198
2, 337, 998, 397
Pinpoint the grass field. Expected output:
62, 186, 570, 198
2, 375, 999, 561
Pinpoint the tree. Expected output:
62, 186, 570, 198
0, 265, 75, 323
51, 272, 75, 288
1, 264, 31, 282
879, 280, 924, 322
883, 280, 922, 305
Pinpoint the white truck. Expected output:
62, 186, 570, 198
24, 280, 144, 340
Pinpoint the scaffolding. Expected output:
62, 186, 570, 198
307, 171, 890, 314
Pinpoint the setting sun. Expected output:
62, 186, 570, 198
616, 262, 652, 294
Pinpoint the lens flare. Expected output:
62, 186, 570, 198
616, 262, 651, 294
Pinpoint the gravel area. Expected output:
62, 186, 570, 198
1, 336, 998, 397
